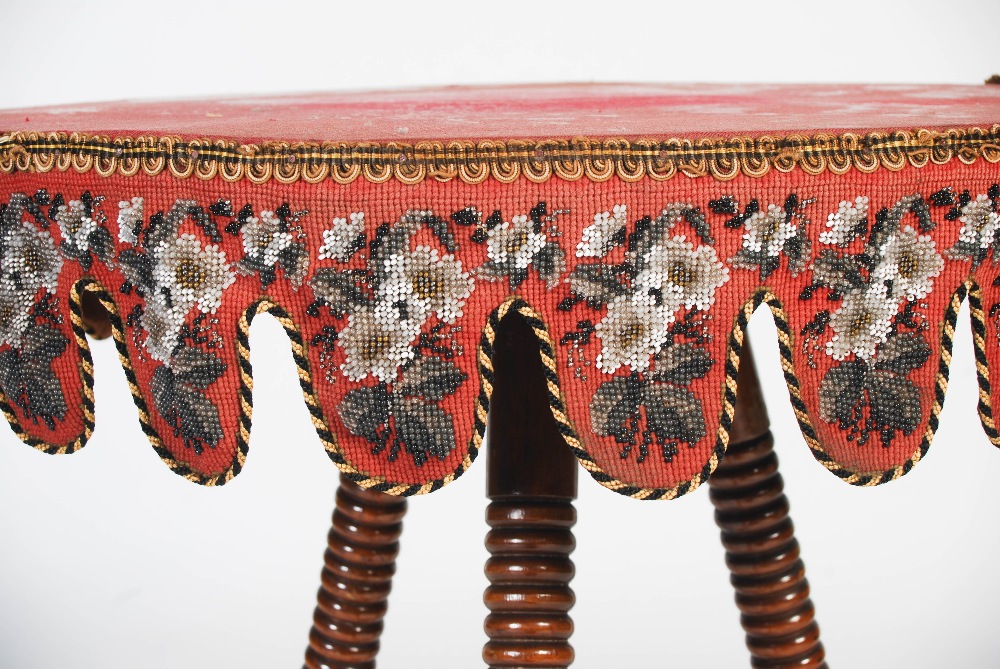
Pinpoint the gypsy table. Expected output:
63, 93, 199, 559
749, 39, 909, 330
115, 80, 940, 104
1, 83, 999, 667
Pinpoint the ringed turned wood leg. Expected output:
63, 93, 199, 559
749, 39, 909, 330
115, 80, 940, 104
484, 312, 578, 668
303, 474, 408, 669
708, 342, 827, 668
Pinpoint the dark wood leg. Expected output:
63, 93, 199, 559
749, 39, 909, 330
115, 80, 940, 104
303, 474, 407, 669
708, 343, 827, 668
484, 312, 578, 668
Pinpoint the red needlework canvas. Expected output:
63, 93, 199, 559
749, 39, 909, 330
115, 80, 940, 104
1, 83, 998, 498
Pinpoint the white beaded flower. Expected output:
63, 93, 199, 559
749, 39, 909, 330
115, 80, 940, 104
318, 212, 365, 262
1, 221, 63, 295
820, 196, 869, 247
117, 197, 144, 245
338, 303, 422, 383
594, 292, 673, 374
54, 200, 97, 253
955, 194, 1000, 250
636, 236, 729, 312
486, 215, 547, 269
379, 245, 474, 324
577, 204, 627, 257
872, 226, 944, 302
151, 233, 236, 314
737, 204, 797, 259
826, 284, 899, 361
241, 210, 294, 267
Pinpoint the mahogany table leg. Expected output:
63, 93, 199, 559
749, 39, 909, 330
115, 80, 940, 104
708, 342, 827, 668
303, 474, 407, 669
484, 312, 579, 668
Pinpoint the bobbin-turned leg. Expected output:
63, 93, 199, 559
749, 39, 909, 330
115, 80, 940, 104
708, 343, 827, 668
303, 474, 407, 669
484, 312, 578, 668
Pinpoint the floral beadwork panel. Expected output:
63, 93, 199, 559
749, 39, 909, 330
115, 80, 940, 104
0, 164, 998, 495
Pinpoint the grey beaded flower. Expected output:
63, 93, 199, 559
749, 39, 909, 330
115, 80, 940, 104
240, 211, 293, 267
338, 303, 423, 383
476, 210, 566, 289
54, 195, 114, 270
729, 201, 812, 279
594, 293, 672, 374
635, 236, 729, 312
55, 200, 97, 252
151, 233, 235, 315
946, 193, 1000, 266
318, 212, 366, 262
825, 284, 898, 361
379, 244, 473, 324
2, 221, 63, 297
237, 209, 309, 287
871, 225, 944, 302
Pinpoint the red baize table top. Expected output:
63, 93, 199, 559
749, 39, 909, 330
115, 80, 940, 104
0, 83, 998, 498
4, 83, 1000, 140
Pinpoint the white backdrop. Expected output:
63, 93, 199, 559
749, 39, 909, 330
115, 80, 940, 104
1, 1, 999, 667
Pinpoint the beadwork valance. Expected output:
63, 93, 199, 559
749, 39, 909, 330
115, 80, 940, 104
1, 83, 999, 498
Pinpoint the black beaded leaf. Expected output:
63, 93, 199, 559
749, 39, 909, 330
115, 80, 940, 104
0, 323, 68, 430
533, 243, 567, 284
590, 375, 643, 445
88, 225, 114, 261
642, 382, 706, 447
711, 196, 759, 229
338, 386, 391, 443
566, 262, 629, 306
818, 359, 867, 428
811, 250, 866, 294
391, 396, 456, 464
116, 249, 156, 294
865, 370, 922, 437
150, 352, 226, 454
874, 332, 931, 376
309, 269, 372, 315
818, 332, 926, 448
423, 214, 457, 253
477, 259, 523, 287
652, 343, 714, 386
169, 348, 227, 390
397, 357, 466, 402
450, 207, 480, 227
590, 373, 707, 463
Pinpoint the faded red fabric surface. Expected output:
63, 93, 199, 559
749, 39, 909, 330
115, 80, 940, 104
1, 85, 998, 499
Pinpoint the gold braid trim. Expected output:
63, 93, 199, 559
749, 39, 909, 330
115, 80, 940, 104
1, 126, 998, 185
